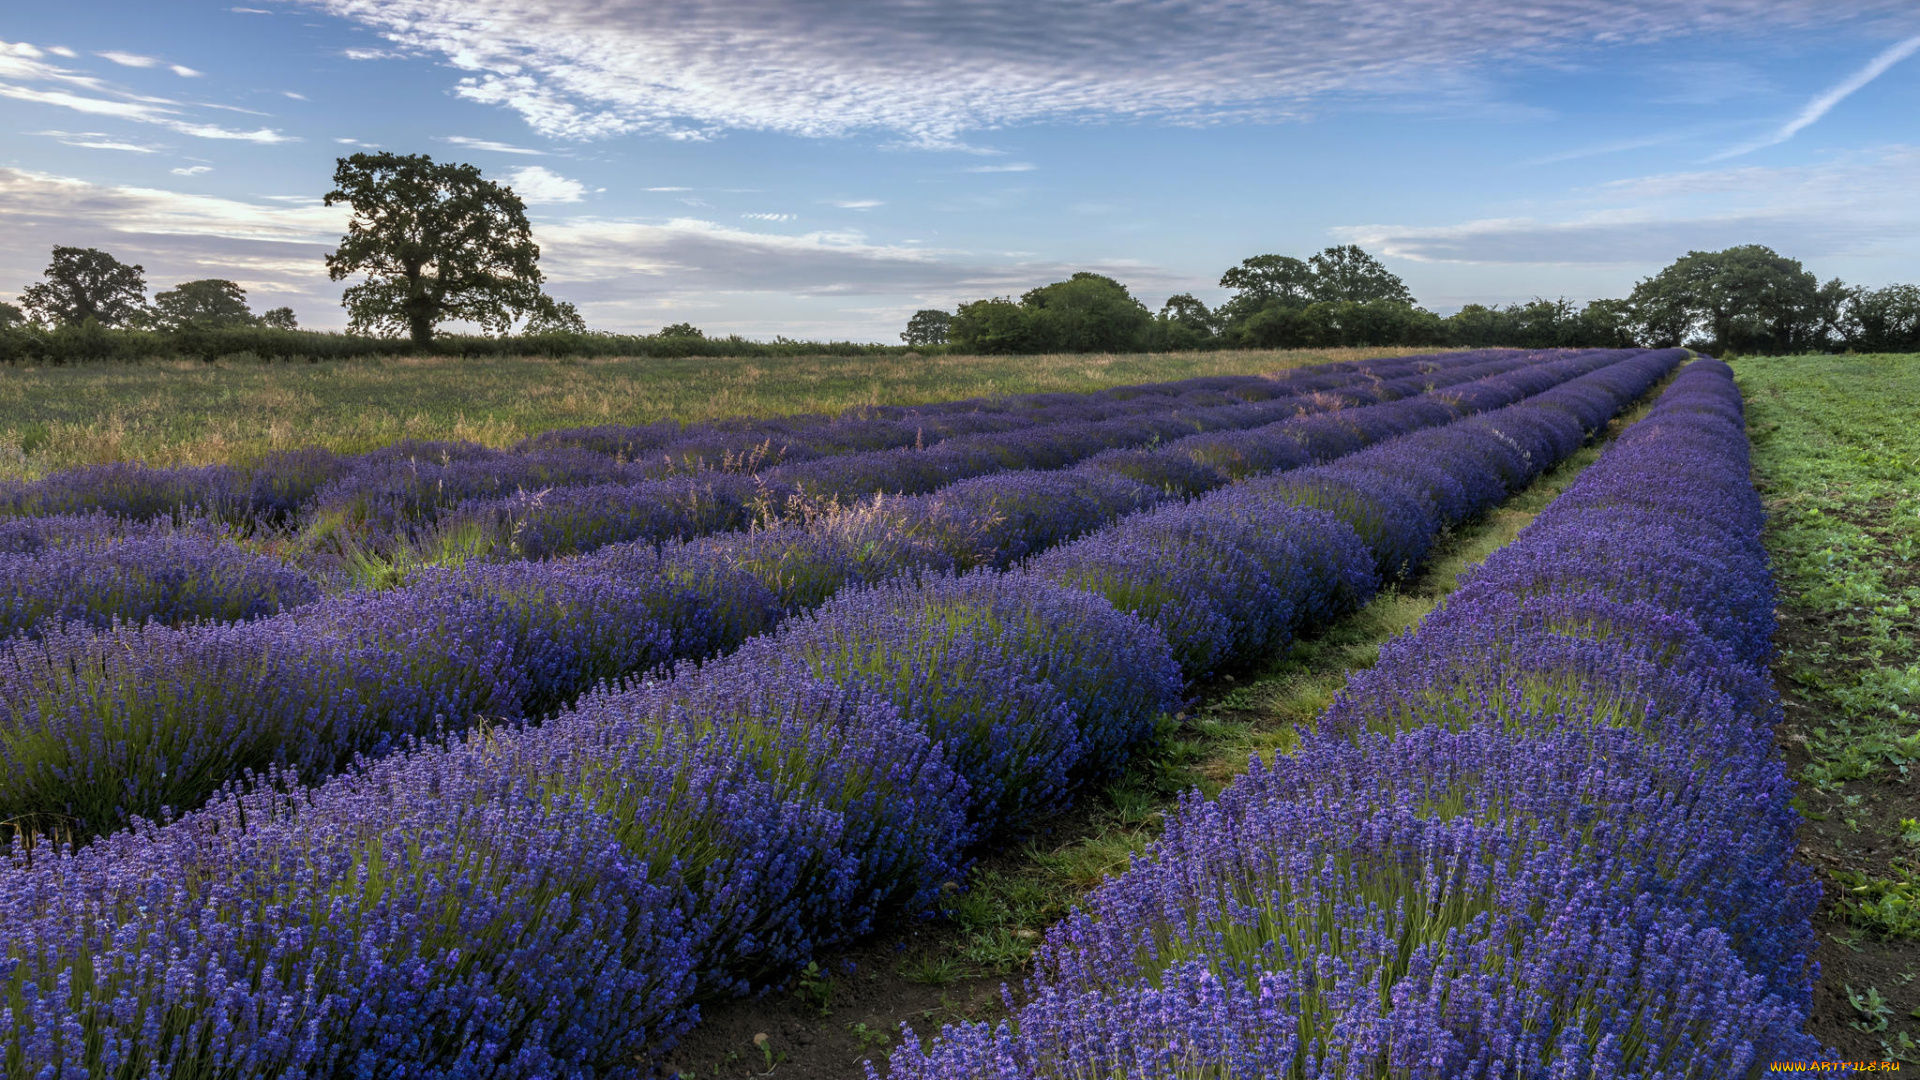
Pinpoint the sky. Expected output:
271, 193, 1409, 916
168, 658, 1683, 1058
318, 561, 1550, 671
2, 1, 1918, 340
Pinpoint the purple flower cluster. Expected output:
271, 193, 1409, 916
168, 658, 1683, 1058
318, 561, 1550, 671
885, 358, 1825, 1078
0, 349, 1695, 1075
0, 533, 321, 639
0, 350, 1666, 844
0, 354, 1457, 536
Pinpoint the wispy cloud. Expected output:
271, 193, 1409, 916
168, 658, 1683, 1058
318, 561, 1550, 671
440, 134, 544, 155
33, 129, 160, 152
172, 164, 213, 175
96, 50, 159, 69
742, 211, 796, 222
829, 198, 882, 209
290, 0, 1915, 143
1, 39, 295, 142
1712, 34, 1920, 160
965, 162, 1037, 173
1338, 146, 1920, 266
505, 164, 586, 203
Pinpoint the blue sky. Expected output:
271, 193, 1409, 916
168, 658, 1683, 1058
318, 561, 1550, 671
3, 1, 1918, 340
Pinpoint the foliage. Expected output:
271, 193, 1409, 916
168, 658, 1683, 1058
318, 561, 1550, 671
1446, 296, 1638, 350
523, 297, 588, 335
902, 308, 953, 347
1307, 243, 1415, 304
0, 301, 24, 329
324, 152, 553, 347
18, 246, 150, 329
1627, 244, 1842, 354
1839, 284, 1920, 353
950, 273, 1155, 355
152, 278, 257, 331
259, 306, 298, 330
657, 321, 704, 339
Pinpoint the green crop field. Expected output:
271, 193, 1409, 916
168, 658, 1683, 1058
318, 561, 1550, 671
1738, 353, 1920, 1059
0, 346, 1440, 481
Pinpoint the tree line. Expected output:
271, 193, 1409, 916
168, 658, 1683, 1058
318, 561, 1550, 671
903, 243, 1920, 357
3, 149, 1916, 360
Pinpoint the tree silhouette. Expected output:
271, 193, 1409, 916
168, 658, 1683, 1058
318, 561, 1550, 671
153, 279, 256, 330
20, 246, 149, 328
324, 152, 548, 347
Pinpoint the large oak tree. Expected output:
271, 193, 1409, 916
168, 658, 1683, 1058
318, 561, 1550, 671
19, 246, 149, 328
325, 152, 550, 347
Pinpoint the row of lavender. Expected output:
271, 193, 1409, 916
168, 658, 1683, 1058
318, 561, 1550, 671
885, 357, 1822, 1078
0, 350, 1532, 628
0, 351, 1642, 839
0, 350, 1685, 1077
1, 352, 1488, 532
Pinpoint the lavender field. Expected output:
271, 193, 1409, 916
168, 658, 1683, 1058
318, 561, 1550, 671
0, 347, 1825, 1076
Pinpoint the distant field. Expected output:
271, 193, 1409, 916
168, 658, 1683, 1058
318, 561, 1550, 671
0, 347, 1444, 480
1737, 352, 1920, 1057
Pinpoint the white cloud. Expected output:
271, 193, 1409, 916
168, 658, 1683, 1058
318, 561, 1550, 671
33, 129, 160, 152
646, 186, 691, 192
289, 0, 1919, 144
46, 46, 76, 57
440, 134, 544, 155
342, 46, 404, 60
172, 165, 214, 175
1337, 146, 1920, 266
0, 40, 294, 143
171, 64, 204, 78
829, 199, 883, 209
965, 162, 1037, 173
505, 164, 586, 203
97, 50, 160, 69
1711, 34, 1920, 159
742, 211, 795, 221
284, 91, 308, 100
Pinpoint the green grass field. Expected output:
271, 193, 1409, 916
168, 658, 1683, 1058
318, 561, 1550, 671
1737, 353, 1920, 1059
0, 346, 1441, 481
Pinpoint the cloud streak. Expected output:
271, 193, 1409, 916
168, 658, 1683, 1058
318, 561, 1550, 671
1712, 34, 1920, 159
290, 0, 1916, 144
1338, 146, 1920, 266
1, 39, 295, 143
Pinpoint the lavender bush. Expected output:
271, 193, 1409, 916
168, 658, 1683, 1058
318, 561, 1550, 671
885, 357, 1826, 1078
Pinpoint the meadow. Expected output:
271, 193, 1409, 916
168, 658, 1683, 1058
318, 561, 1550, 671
0, 346, 1436, 481
0, 345, 1863, 1076
1738, 354, 1920, 1060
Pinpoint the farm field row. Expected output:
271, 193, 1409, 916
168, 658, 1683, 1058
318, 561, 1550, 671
0, 349, 1686, 1074
883, 358, 1821, 1076
0, 346, 1445, 481
663, 364, 1685, 1078
0, 349, 1628, 840
4, 348, 1523, 583
1738, 354, 1920, 1059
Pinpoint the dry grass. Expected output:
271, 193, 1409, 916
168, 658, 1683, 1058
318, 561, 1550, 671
0, 347, 1450, 479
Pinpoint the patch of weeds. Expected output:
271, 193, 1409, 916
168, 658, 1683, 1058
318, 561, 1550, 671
792, 961, 833, 1017
1837, 867, 1920, 938
1849, 984, 1897, 1033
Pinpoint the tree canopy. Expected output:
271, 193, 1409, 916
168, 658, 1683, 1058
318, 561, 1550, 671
19, 247, 149, 328
153, 279, 256, 330
324, 152, 550, 347
260, 306, 299, 331
1307, 245, 1415, 304
901, 308, 952, 347
1627, 245, 1840, 354
950, 273, 1155, 354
